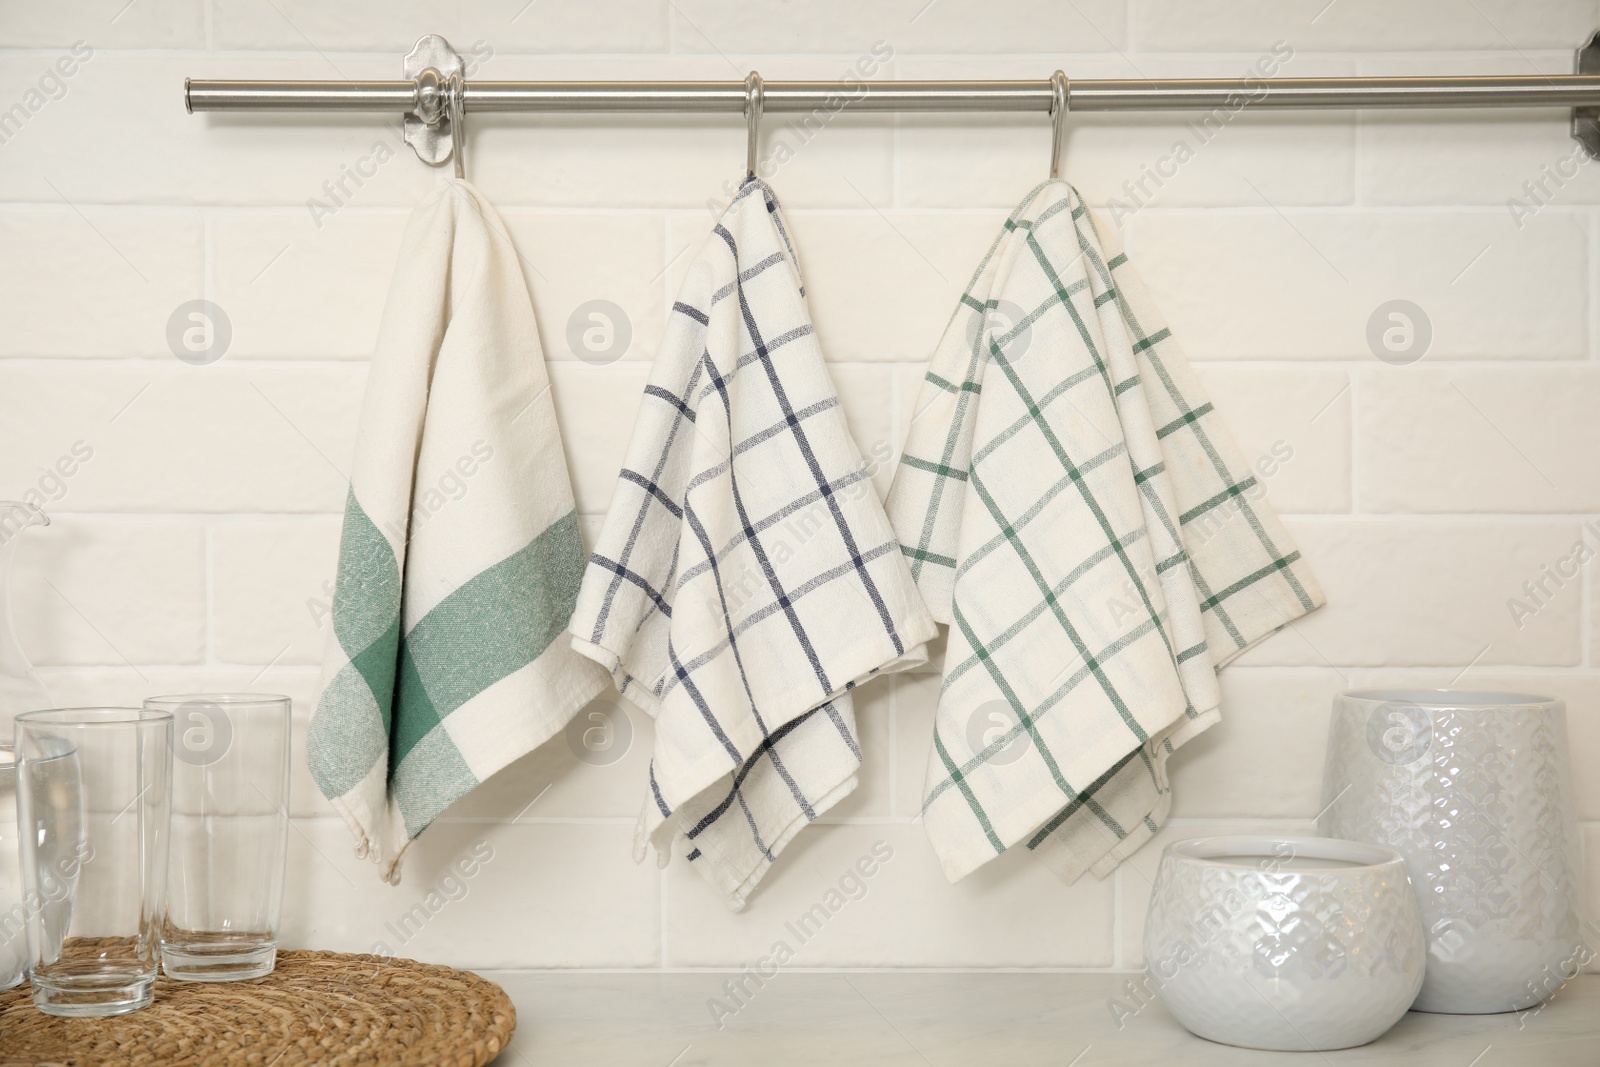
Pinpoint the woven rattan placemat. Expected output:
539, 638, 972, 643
0, 950, 516, 1066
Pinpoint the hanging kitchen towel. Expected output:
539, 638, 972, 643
569, 177, 936, 909
308, 179, 608, 884
887, 180, 1324, 886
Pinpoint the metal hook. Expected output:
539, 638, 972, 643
1049, 70, 1069, 179
745, 71, 764, 178
446, 70, 466, 179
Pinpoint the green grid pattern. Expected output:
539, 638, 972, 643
886, 180, 1324, 885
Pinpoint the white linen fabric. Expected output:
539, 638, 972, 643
887, 180, 1325, 885
570, 177, 936, 909
308, 179, 607, 883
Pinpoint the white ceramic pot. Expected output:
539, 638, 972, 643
1144, 835, 1425, 1051
1320, 689, 1585, 1014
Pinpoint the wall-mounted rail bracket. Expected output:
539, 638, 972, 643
403, 33, 463, 166
1573, 31, 1600, 158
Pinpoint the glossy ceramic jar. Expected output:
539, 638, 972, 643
1319, 689, 1585, 1014
1144, 835, 1425, 1051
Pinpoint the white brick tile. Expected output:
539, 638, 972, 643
895, 54, 1356, 210
440, 688, 655, 821
1358, 366, 1600, 513
210, 0, 669, 52
828, 675, 892, 819
1129, 210, 1588, 360
667, 0, 1128, 54
497, 213, 667, 364
471, 56, 893, 211
1585, 825, 1600, 966
892, 672, 939, 818
1115, 818, 1317, 968
0, 55, 443, 208
778, 212, 1006, 362
826, 363, 900, 499
279, 819, 661, 967
1193, 364, 1351, 513
0, 2, 204, 48
0, 209, 202, 358
1588, 550, 1599, 668
663, 822, 1114, 967
1234, 519, 1584, 668
889, 361, 931, 467
1130, 0, 1598, 52
1365, 110, 1599, 209
33, 665, 318, 710
11, 516, 205, 666
0, 364, 364, 513
212, 212, 407, 360
1357, 56, 1600, 208
1167, 668, 1345, 819
211, 518, 341, 666
548, 361, 651, 516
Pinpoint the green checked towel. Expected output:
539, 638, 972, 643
887, 180, 1325, 886
308, 179, 607, 883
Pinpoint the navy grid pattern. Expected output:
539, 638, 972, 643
570, 178, 935, 908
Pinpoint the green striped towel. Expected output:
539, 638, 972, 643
886, 180, 1325, 885
308, 180, 607, 883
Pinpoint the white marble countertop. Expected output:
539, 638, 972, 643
481, 971, 1598, 1066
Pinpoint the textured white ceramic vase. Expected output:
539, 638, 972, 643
1320, 689, 1585, 1014
1144, 835, 1425, 1051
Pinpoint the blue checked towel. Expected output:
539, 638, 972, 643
569, 178, 936, 909
887, 180, 1325, 885
309, 180, 607, 883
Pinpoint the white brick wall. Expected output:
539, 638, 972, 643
2, 0, 1596, 972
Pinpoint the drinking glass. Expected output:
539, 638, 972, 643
0, 744, 26, 989
147, 693, 291, 982
14, 707, 173, 1016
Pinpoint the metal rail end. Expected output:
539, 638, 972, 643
1574, 30, 1600, 159
183, 76, 192, 115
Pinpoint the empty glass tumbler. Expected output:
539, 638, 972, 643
0, 745, 26, 989
14, 707, 173, 1016
149, 693, 292, 982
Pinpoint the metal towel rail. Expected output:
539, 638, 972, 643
184, 32, 1600, 171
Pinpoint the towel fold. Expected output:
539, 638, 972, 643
308, 179, 608, 883
887, 181, 1325, 885
569, 178, 936, 909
